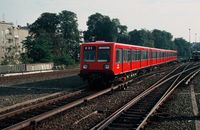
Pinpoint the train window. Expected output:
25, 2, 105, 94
128, 50, 131, 62
149, 51, 152, 59
142, 51, 148, 59
153, 52, 156, 58
141, 51, 144, 59
135, 50, 141, 60
98, 46, 110, 62
132, 50, 135, 61
116, 49, 122, 63
138, 51, 141, 60
123, 49, 128, 63
84, 46, 96, 62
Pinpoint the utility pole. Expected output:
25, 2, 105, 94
195, 33, 197, 43
189, 28, 191, 43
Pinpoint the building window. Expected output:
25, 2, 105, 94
8, 39, 13, 43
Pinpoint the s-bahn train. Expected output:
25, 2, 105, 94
79, 41, 177, 86
192, 51, 200, 61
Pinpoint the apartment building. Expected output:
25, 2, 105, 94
0, 21, 28, 63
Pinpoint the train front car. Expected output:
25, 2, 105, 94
192, 51, 200, 61
80, 42, 114, 87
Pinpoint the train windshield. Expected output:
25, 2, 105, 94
98, 46, 110, 62
84, 46, 96, 62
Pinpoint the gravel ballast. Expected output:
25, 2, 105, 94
0, 70, 85, 109
145, 70, 200, 130
36, 66, 175, 130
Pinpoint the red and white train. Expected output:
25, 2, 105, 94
80, 41, 177, 86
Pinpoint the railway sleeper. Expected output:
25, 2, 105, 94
120, 114, 143, 119
116, 116, 143, 123
114, 118, 141, 125
129, 106, 151, 111
127, 109, 147, 113
106, 126, 134, 130
108, 122, 138, 129
123, 111, 146, 115
121, 116, 143, 121
133, 102, 152, 107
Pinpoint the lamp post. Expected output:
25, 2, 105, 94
188, 28, 192, 60
195, 33, 197, 43
189, 28, 191, 43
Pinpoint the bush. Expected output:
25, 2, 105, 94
53, 54, 75, 66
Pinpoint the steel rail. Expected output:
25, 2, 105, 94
1, 63, 184, 130
91, 63, 200, 130
91, 63, 186, 130
136, 68, 200, 130
2, 81, 131, 130
0, 90, 83, 120
185, 69, 200, 85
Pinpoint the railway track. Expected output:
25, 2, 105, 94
91, 63, 200, 130
0, 82, 128, 129
0, 63, 182, 130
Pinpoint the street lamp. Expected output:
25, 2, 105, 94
189, 28, 191, 43
195, 33, 197, 43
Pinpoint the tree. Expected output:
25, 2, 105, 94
84, 13, 104, 42
174, 38, 191, 58
84, 13, 128, 42
152, 29, 174, 49
58, 10, 80, 61
29, 13, 59, 36
22, 32, 53, 63
112, 19, 129, 43
129, 29, 154, 47
22, 10, 80, 65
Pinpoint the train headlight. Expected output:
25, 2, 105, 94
104, 64, 110, 69
83, 64, 88, 69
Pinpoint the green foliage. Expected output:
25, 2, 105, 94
152, 29, 174, 49
58, 10, 80, 61
22, 10, 80, 65
29, 13, 59, 36
53, 53, 75, 66
174, 38, 191, 58
21, 11, 192, 65
129, 29, 154, 47
22, 32, 53, 63
84, 13, 128, 42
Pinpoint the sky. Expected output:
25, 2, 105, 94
0, 0, 200, 42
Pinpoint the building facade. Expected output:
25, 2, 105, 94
0, 21, 28, 63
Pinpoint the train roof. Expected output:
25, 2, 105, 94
193, 51, 200, 53
82, 41, 177, 52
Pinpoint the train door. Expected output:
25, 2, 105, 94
149, 50, 152, 66
127, 49, 132, 71
122, 49, 130, 72
115, 49, 123, 74
139, 50, 142, 68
